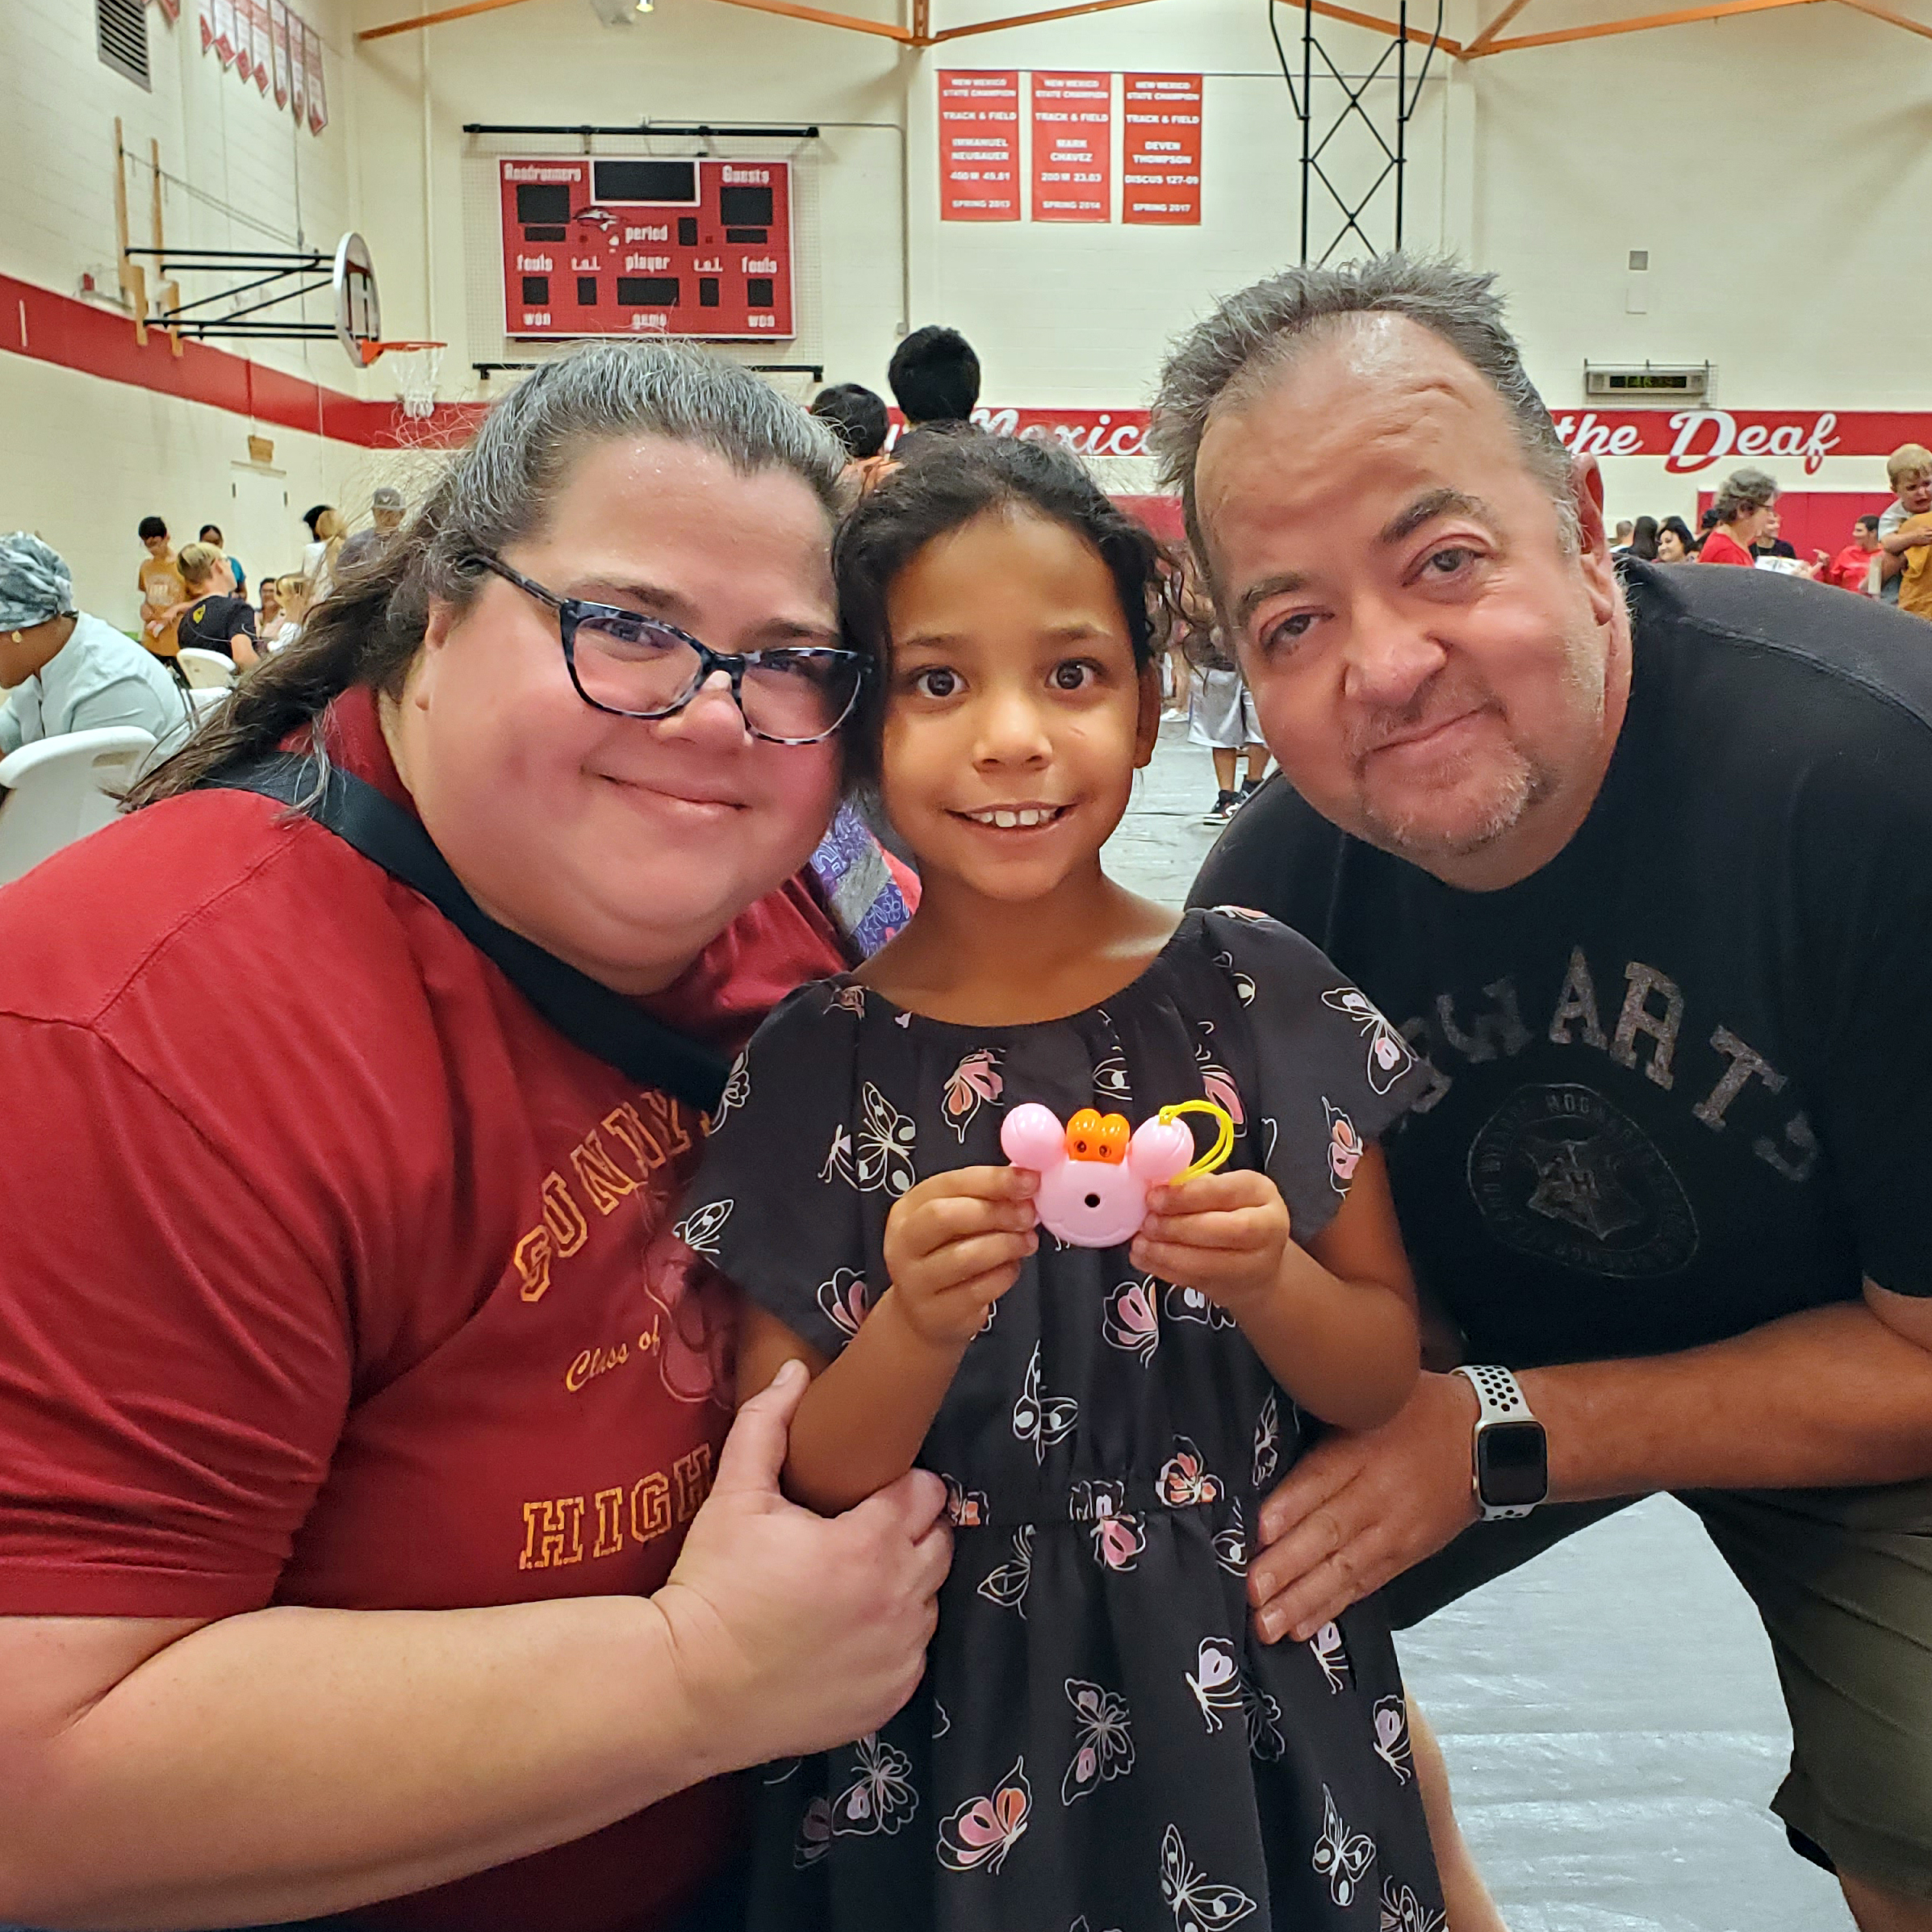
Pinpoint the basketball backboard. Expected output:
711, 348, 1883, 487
332, 232, 381, 367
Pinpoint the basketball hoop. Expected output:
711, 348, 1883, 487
362, 339, 447, 420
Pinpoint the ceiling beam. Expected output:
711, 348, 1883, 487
1471, 0, 1816, 52
360, 0, 913, 36
1464, 0, 1534, 50
702, 0, 914, 34
359, 0, 539, 40
1274, 0, 1464, 51
928, 0, 1155, 37
1830, 0, 1932, 36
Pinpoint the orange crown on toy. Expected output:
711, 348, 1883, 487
1064, 1108, 1130, 1165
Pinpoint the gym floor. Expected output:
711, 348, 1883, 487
1106, 720, 1856, 1932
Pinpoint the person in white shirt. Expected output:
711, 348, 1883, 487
0, 534, 193, 759
300, 503, 341, 598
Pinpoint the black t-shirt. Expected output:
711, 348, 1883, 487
176, 593, 257, 660
1190, 560, 1932, 1368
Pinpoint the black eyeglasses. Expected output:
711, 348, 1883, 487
472, 554, 867, 746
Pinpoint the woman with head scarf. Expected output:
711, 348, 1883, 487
0, 532, 192, 755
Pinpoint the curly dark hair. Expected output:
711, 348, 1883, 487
833, 434, 1173, 783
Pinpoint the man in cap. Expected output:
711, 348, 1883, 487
1160, 257, 1932, 1931
334, 486, 407, 575
0, 534, 193, 757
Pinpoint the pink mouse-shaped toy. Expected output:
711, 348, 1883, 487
1000, 1100, 1235, 1248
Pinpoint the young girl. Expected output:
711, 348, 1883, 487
680, 436, 1445, 1931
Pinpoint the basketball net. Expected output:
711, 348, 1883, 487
362, 339, 446, 420
387, 345, 445, 420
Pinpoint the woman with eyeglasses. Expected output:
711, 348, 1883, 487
0, 345, 948, 1932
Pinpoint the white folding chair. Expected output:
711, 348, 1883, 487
189, 684, 231, 716
177, 647, 237, 689
0, 727, 157, 885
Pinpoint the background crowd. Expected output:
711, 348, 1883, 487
1607, 441, 1932, 611
8, 337, 1931, 801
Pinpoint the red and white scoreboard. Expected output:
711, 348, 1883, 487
497, 157, 794, 342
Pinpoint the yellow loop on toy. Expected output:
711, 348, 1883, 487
1157, 1099, 1236, 1182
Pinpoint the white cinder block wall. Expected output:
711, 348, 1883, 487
0, 0, 368, 626
5, 0, 1928, 616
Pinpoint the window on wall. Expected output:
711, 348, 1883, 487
97, 0, 151, 89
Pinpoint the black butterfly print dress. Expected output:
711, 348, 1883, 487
684, 909, 1447, 1932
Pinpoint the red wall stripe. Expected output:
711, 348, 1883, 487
0, 272, 484, 450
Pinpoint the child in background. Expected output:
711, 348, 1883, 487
1179, 572, 1270, 826
1870, 444, 1932, 610
1876, 444, 1932, 606
680, 435, 1443, 1931
261, 573, 309, 649
136, 516, 186, 660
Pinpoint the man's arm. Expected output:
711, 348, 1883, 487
67, 674, 178, 739
0, 1364, 950, 1930
1245, 1286, 1932, 1643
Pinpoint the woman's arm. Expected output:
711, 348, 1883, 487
1135, 1145, 1420, 1432
0, 1365, 951, 1932
735, 1165, 1039, 1516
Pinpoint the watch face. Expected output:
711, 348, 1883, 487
1476, 1420, 1549, 1508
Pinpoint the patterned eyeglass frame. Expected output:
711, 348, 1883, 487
470, 553, 867, 746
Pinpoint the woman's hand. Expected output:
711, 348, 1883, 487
657, 1360, 953, 1767
1132, 1169, 1290, 1313
881, 1166, 1038, 1349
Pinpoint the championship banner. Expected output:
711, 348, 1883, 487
938, 70, 1021, 221
270, 0, 291, 107
961, 405, 1928, 474
236, 0, 257, 84
1122, 73, 1202, 226
288, 9, 307, 123
304, 21, 327, 132
251, 0, 273, 91
211, 0, 236, 66
199, 0, 215, 52
1030, 71, 1111, 223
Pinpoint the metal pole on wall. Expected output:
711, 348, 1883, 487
1300, 0, 1313, 263
1395, 0, 1407, 248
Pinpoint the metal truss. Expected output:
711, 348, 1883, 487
1273, 0, 1445, 265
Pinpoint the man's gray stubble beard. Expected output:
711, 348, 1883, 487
1350, 609, 1609, 864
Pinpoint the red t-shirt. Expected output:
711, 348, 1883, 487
1826, 542, 1878, 594
0, 688, 849, 1931
1698, 529, 1756, 567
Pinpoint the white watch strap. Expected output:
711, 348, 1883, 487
1453, 1362, 1534, 1427
1453, 1364, 1541, 1520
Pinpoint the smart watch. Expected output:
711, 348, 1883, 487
1451, 1364, 1548, 1521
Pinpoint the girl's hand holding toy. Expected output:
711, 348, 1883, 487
994, 1098, 1286, 1310
1131, 1167, 1292, 1312
880, 1165, 1039, 1350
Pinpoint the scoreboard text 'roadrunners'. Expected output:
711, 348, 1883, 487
498, 157, 794, 342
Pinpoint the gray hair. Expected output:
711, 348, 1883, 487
1711, 466, 1778, 525
130, 341, 848, 805
1149, 255, 1579, 565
